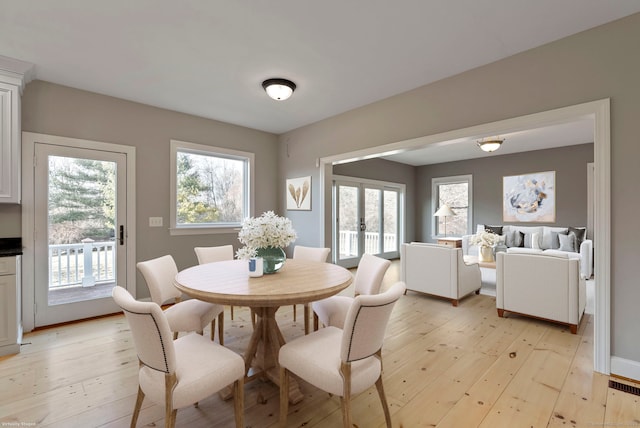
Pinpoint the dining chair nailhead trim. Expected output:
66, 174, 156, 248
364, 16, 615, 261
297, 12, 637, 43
345, 300, 396, 363
123, 308, 171, 374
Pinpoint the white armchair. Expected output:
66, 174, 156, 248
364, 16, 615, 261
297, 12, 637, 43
496, 251, 586, 334
400, 243, 481, 306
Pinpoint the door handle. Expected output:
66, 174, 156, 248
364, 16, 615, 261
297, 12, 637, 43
119, 225, 124, 245
360, 218, 366, 232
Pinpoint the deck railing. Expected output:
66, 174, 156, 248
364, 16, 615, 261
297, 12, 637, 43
339, 230, 397, 257
49, 233, 393, 287
49, 239, 116, 289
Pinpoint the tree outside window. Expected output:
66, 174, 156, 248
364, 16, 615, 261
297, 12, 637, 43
171, 140, 253, 234
432, 175, 472, 237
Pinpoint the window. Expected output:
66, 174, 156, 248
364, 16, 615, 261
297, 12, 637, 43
431, 175, 472, 237
170, 140, 254, 235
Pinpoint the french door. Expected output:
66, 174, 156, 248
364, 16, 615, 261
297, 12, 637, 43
32, 142, 130, 326
334, 176, 403, 268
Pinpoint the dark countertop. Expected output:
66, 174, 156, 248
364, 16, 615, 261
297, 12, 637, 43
0, 238, 22, 257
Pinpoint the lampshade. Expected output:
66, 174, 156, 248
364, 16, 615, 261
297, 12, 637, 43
477, 138, 504, 153
262, 78, 296, 101
434, 204, 456, 217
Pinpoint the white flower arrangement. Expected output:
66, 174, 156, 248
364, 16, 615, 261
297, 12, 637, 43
236, 211, 297, 259
469, 231, 501, 247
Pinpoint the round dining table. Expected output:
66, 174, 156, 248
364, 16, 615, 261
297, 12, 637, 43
174, 258, 353, 404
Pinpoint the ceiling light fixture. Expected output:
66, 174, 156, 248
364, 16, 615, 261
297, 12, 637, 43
477, 138, 504, 153
262, 78, 296, 101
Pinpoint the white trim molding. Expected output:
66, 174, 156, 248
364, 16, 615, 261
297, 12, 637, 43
21, 132, 136, 332
611, 356, 640, 382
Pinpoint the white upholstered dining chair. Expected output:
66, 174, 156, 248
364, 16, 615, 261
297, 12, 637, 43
292, 245, 331, 334
194, 245, 236, 320
312, 253, 390, 330
137, 255, 225, 344
279, 281, 406, 428
112, 286, 245, 428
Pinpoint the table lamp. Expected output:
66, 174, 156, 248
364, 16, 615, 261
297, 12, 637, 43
434, 204, 456, 237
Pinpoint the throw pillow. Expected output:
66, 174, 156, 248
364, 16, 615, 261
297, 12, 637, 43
568, 227, 586, 252
484, 225, 503, 235
558, 233, 576, 252
505, 230, 524, 247
531, 232, 542, 250
523, 232, 541, 249
550, 230, 569, 250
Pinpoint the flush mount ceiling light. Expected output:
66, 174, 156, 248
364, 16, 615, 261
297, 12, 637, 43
477, 138, 505, 153
262, 78, 296, 101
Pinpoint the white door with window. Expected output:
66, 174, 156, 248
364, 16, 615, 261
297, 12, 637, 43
23, 134, 135, 328
334, 176, 403, 268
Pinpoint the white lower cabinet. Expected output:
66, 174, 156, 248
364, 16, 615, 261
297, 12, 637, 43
0, 256, 21, 356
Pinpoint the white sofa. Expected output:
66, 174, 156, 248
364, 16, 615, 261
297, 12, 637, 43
400, 242, 481, 306
462, 224, 593, 279
496, 251, 586, 334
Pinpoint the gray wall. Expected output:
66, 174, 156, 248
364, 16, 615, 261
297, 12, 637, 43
0, 204, 21, 237
417, 144, 594, 241
278, 14, 640, 365
15, 80, 279, 298
333, 158, 416, 241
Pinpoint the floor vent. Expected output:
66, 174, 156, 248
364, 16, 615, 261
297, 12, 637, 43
609, 380, 640, 396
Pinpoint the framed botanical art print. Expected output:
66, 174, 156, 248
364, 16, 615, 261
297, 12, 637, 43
503, 170, 555, 222
286, 176, 311, 211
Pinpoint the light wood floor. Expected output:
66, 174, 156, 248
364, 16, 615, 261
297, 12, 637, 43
1, 261, 638, 427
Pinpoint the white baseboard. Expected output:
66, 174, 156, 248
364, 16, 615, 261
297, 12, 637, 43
611, 356, 640, 382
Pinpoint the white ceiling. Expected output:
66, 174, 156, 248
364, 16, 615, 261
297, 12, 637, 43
381, 118, 595, 166
1, 1, 639, 136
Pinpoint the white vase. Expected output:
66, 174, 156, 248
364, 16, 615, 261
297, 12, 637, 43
479, 245, 495, 262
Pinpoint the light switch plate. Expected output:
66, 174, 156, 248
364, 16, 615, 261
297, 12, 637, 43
149, 217, 163, 227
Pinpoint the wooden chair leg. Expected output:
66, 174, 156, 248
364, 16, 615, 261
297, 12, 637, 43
165, 373, 177, 428
279, 367, 289, 427
210, 319, 215, 341
168, 409, 177, 428
218, 312, 225, 346
313, 312, 319, 331
304, 303, 310, 335
172, 331, 178, 340
375, 376, 392, 428
340, 396, 351, 428
340, 362, 352, 428
233, 376, 244, 428
292, 304, 297, 321
230, 304, 235, 320
131, 386, 145, 428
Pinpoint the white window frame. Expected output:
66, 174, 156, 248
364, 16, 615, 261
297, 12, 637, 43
170, 139, 254, 235
431, 174, 473, 239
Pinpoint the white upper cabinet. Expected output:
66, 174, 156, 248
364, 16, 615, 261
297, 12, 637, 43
0, 56, 34, 204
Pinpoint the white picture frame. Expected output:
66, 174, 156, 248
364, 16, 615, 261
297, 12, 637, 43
286, 176, 311, 211
503, 170, 555, 222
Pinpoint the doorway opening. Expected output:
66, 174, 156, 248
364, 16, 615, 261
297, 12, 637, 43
319, 99, 610, 374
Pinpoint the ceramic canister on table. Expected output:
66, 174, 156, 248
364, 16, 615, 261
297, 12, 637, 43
248, 257, 263, 277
